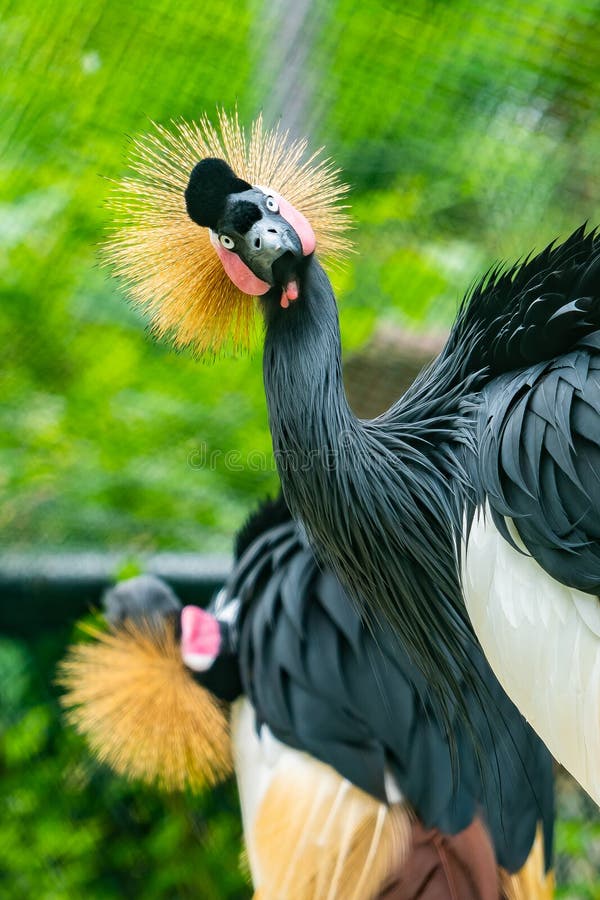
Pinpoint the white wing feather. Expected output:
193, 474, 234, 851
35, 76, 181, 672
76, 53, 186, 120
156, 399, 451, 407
463, 505, 600, 805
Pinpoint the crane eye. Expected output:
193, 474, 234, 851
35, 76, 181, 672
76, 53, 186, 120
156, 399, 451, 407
219, 234, 235, 250
265, 196, 279, 213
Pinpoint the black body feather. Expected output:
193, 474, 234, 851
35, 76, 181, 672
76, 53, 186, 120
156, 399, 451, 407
202, 495, 554, 875
448, 226, 600, 378
475, 334, 600, 592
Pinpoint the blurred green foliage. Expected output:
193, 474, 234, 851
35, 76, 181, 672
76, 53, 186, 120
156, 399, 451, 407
0, 633, 249, 898
2, 0, 600, 896
2, 0, 599, 553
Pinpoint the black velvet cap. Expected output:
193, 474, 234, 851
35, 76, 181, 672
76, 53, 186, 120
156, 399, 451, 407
185, 158, 252, 229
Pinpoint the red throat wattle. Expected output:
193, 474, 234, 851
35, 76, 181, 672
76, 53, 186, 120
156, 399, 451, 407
210, 188, 316, 309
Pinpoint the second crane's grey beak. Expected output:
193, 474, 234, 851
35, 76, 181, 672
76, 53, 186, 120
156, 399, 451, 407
238, 215, 303, 285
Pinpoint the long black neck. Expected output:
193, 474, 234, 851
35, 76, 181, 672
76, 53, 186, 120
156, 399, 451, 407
263, 257, 356, 458
262, 256, 478, 702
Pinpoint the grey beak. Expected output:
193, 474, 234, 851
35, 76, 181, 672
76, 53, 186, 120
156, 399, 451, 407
242, 215, 303, 283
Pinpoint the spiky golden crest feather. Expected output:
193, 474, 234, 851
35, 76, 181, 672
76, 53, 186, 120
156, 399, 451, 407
103, 110, 352, 355
58, 620, 232, 791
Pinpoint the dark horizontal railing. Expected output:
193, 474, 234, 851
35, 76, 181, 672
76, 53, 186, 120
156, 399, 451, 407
0, 552, 231, 636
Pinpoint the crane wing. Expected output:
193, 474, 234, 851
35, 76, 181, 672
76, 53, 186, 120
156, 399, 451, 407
232, 502, 553, 875
464, 336, 600, 803
476, 334, 600, 593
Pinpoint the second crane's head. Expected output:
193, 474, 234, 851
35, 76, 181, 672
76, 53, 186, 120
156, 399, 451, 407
184, 158, 315, 309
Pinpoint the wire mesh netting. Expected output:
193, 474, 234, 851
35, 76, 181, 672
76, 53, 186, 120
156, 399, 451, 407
1, 0, 600, 896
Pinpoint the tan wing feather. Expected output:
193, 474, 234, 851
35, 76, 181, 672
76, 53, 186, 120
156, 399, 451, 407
58, 620, 232, 791
103, 110, 352, 355
250, 757, 411, 900
500, 825, 554, 900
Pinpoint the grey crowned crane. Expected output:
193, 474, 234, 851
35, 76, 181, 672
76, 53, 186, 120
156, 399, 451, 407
61, 494, 555, 899
103, 112, 600, 805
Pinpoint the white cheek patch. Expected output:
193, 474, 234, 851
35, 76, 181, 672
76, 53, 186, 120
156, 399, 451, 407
182, 651, 218, 672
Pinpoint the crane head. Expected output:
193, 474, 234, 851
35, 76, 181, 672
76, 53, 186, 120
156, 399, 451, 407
103, 111, 352, 354
184, 157, 314, 308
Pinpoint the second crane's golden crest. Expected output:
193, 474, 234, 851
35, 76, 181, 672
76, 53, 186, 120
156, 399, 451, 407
104, 110, 352, 355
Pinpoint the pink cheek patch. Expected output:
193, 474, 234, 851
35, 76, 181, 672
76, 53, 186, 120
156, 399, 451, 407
210, 232, 271, 296
180, 605, 221, 672
264, 189, 316, 256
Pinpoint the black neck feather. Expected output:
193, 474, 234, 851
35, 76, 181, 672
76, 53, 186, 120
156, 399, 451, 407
262, 257, 478, 706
